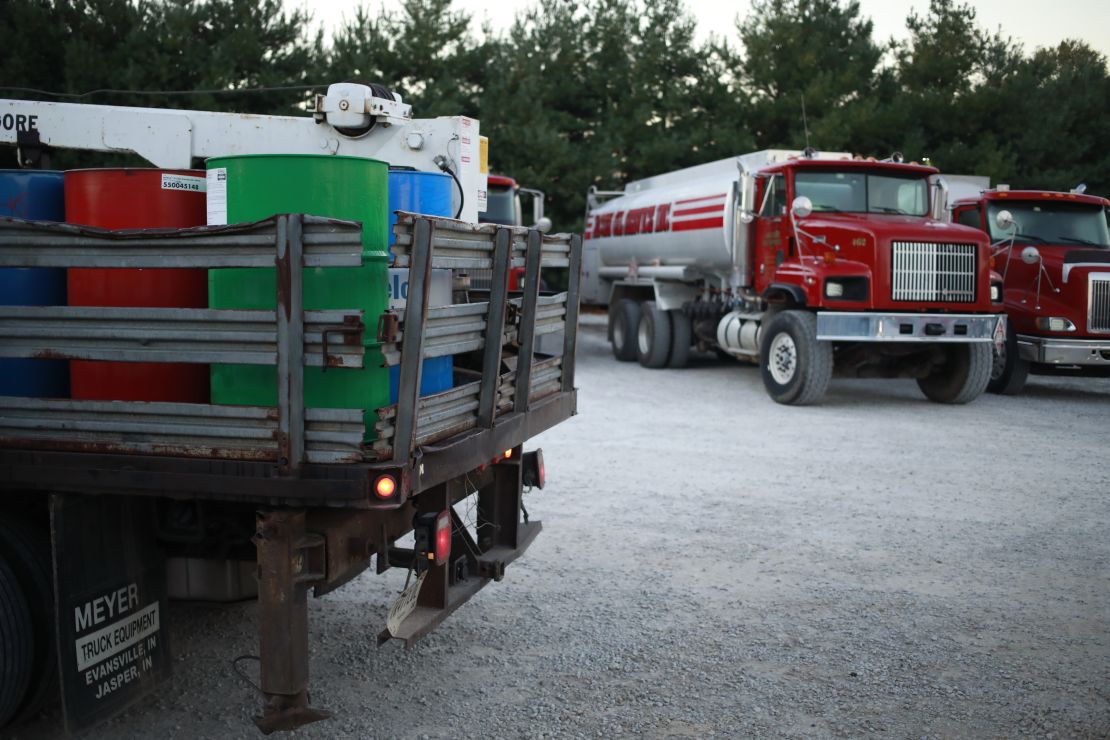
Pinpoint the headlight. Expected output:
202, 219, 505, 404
990, 283, 1002, 302
824, 277, 868, 301
1034, 317, 1076, 332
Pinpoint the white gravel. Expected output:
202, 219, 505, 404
13, 313, 1110, 738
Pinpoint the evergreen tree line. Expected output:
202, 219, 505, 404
2, 0, 1108, 230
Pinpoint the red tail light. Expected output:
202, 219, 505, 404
509, 266, 526, 291
434, 510, 451, 564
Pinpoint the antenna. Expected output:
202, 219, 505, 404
800, 94, 814, 158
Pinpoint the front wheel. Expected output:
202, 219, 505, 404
917, 343, 992, 404
759, 311, 833, 405
987, 322, 1029, 395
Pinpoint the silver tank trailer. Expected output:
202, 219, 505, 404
586, 150, 852, 292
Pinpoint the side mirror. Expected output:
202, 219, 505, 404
534, 217, 552, 234
1021, 245, 1041, 265
995, 209, 1014, 230
791, 196, 813, 219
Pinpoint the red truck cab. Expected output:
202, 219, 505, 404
755, 158, 1001, 316
481, 175, 523, 226
951, 188, 1110, 393
478, 175, 551, 290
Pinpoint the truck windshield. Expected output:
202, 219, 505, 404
793, 170, 929, 216
986, 201, 1110, 247
479, 186, 516, 225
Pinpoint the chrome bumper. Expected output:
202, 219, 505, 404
816, 312, 1003, 342
1017, 335, 1110, 365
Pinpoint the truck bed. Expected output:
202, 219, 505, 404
0, 212, 582, 507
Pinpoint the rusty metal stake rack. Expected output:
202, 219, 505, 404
0, 212, 582, 734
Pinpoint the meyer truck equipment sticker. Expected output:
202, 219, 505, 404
52, 495, 171, 733
74, 585, 160, 696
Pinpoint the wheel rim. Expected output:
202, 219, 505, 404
638, 319, 651, 355
768, 332, 797, 385
990, 342, 1007, 381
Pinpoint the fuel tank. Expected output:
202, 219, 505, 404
586, 162, 737, 273
585, 150, 853, 283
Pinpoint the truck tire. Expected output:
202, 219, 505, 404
668, 310, 692, 369
987, 322, 1029, 395
759, 310, 832, 405
917, 343, 993, 404
636, 302, 672, 368
0, 556, 33, 729
609, 299, 641, 362
0, 515, 56, 723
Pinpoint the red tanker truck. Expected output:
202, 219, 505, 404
949, 185, 1110, 393
582, 149, 1006, 405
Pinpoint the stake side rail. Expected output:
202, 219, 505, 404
380, 214, 582, 470
0, 214, 363, 477
0, 213, 582, 506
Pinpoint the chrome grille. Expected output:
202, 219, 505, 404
1090, 275, 1110, 333
891, 241, 977, 303
467, 268, 493, 290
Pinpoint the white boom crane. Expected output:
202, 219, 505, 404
0, 82, 488, 222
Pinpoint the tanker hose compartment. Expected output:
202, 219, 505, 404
433, 153, 465, 219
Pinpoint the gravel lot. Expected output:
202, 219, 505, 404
13, 313, 1110, 739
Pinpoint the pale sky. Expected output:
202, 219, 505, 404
294, 0, 1110, 58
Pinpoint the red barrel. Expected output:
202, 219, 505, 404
65, 169, 209, 402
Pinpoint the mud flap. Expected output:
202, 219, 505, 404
50, 494, 171, 733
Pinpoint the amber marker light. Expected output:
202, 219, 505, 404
504, 448, 513, 459
374, 475, 397, 499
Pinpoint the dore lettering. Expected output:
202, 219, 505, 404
1, 113, 38, 133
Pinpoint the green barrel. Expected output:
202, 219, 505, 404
206, 154, 389, 439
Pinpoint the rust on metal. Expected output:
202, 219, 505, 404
307, 504, 414, 596
252, 510, 330, 734
254, 692, 330, 735
320, 317, 365, 370
274, 226, 293, 323
376, 311, 399, 343
0, 436, 280, 461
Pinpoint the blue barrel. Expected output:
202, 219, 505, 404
387, 169, 454, 402
387, 168, 453, 249
0, 170, 68, 397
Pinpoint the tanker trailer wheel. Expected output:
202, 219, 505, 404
917, 343, 993, 404
609, 299, 642, 362
636, 301, 672, 368
987, 321, 1029, 395
0, 555, 33, 729
759, 310, 832, 405
0, 514, 57, 723
668, 310, 692, 368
